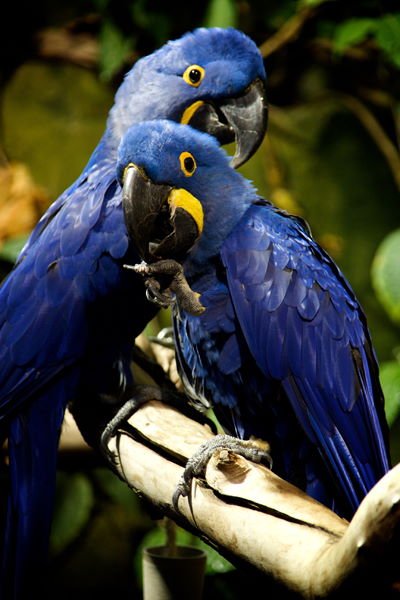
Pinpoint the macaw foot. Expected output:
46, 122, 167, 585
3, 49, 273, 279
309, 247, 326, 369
173, 434, 272, 509
148, 326, 175, 349
124, 259, 205, 316
100, 385, 217, 466
100, 385, 158, 464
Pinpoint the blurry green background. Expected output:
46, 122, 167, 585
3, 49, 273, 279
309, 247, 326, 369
1, 0, 400, 597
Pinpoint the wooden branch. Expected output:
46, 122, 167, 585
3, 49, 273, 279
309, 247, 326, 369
258, 6, 317, 58
297, 93, 400, 193
309, 37, 376, 62
107, 399, 400, 598
335, 93, 400, 192
35, 27, 99, 68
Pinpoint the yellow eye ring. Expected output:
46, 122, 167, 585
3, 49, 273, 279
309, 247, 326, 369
182, 65, 205, 87
180, 151, 197, 177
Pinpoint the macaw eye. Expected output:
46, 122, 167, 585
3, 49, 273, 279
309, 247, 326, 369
182, 65, 205, 87
180, 151, 197, 176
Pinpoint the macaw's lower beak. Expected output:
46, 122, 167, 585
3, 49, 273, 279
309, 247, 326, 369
122, 164, 203, 263
181, 77, 268, 168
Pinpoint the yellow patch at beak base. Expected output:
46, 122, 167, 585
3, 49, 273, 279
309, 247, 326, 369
168, 188, 204, 235
180, 101, 204, 126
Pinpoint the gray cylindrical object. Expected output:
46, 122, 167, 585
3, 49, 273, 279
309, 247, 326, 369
142, 545, 207, 600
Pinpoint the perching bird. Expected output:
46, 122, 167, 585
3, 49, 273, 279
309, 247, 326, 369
0, 28, 267, 599
119, 119, 391, 520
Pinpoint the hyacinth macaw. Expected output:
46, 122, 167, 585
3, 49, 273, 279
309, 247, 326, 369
118, 119, 391, 520
0, 28, 267, 598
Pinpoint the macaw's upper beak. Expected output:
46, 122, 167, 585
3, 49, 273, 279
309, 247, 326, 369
122, 164, 203, 263
181, 77, 268, 169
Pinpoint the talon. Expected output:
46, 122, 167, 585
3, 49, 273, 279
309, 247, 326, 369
100, 387, 164, 463
149, 326, 175, 349
173, 434, 272, 510
172, 478, 190, 510
145, 287, 171, 308
100, 427, 120, 466
100, 399, 139, 464
123, 261, 149, 274
101, 386, 218, 474
145, 278, 174, 308
129, 258, 205, 316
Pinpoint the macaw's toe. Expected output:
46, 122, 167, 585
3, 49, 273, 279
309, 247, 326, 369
173, 434, 272, 510
126, 259, 205, 316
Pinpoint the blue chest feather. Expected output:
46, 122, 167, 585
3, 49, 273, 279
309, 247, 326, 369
173, 202, 390, 517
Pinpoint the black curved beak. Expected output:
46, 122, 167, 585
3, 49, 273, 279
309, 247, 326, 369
181, 78, 268, 168
122, 164, 203, 263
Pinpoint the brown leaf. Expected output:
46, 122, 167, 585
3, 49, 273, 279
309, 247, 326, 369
0, 161, 49, 242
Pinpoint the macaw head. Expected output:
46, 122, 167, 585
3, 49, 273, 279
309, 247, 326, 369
109, 27, 268, 168
117, 119, 255, 265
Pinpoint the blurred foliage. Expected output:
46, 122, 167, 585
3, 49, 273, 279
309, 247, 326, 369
1, 0, 400, 597
204, 0, 238, 29
380, 358, 400, 427
372, 228, 400, 326
50, 472, 94, 555
372, 227, 400, 430
2, 62, 114, 197
333, 13, 400, 68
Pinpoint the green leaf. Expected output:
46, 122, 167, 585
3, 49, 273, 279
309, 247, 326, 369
50, 472, 94, 555
333, 18, 376, 54
375, 14, 400, 69
99, 22, 133, 81
203, 0, 237, 29
380, 360, 400, 426
372, 228, 400, 324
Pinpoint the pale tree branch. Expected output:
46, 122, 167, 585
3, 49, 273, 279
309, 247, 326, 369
107, 399, 400, 599
289, 92, 400, 193
35, 27, 99, 69
334, 93, 400, 192
258, 6, 317, 59
257, 4, 400, 195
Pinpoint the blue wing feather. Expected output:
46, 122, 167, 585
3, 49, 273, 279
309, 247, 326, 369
173, 199, 390, 518
219, 202, 390, 513
0, 156, 158, 597
0, 27, 269, 596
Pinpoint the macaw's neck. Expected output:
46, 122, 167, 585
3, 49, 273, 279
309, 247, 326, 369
106, 53, 188, 145
183, 174, 257, 281
87, 59, 184, 171
84, 105, 143, 174
85, 126, 123, 172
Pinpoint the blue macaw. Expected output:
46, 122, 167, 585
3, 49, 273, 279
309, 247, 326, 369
118, 119, 391, 520
0, 28, 268, 598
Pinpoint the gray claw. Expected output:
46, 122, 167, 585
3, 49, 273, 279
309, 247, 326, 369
173, 434, 272, 509
149, 327, 175, 349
